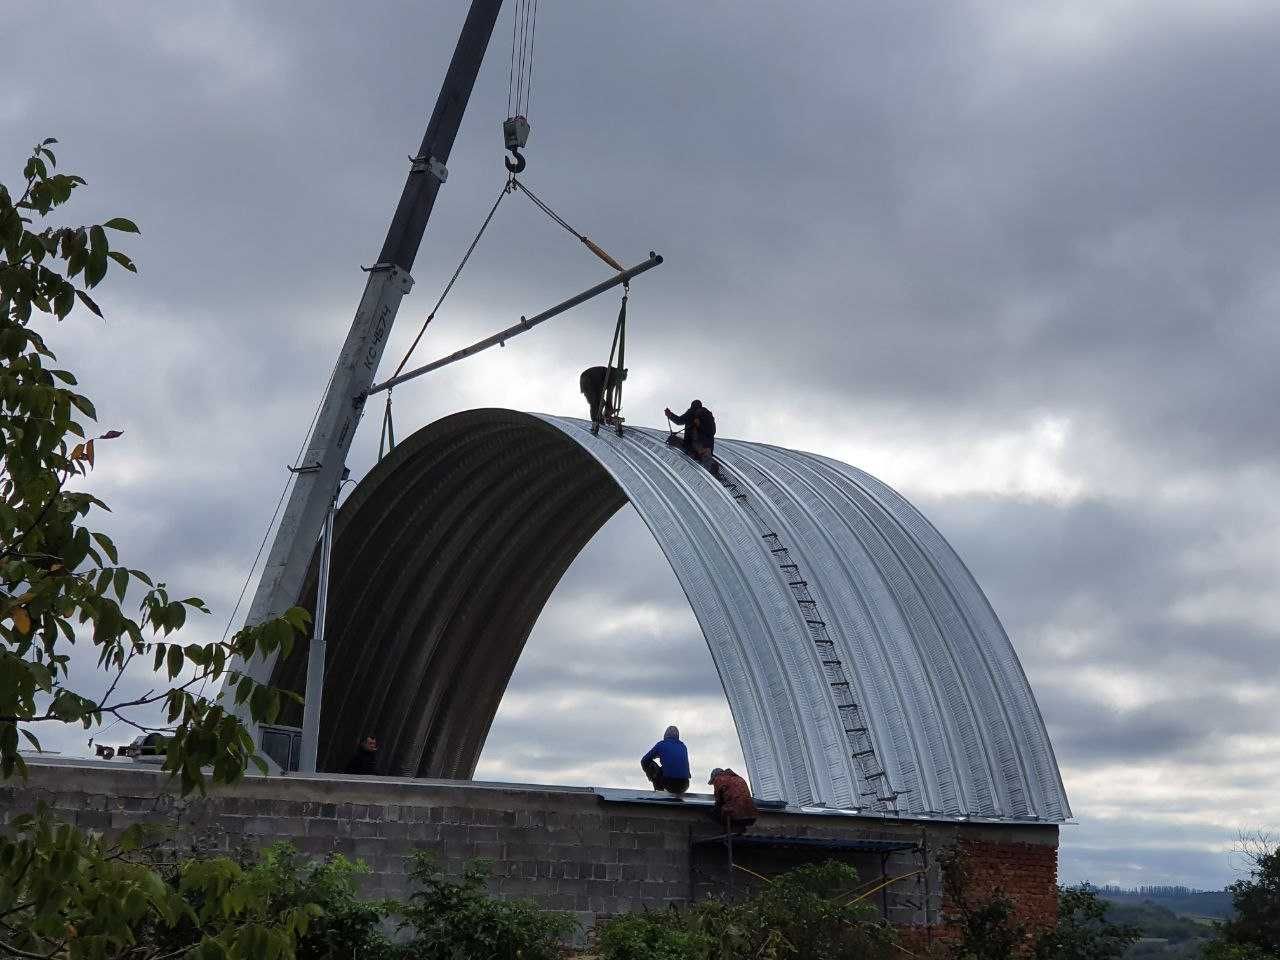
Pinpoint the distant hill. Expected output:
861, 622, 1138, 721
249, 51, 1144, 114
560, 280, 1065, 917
1097, 884, 1234, 921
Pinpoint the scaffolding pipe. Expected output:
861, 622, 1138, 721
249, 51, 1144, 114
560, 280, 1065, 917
366, 252, 663, 396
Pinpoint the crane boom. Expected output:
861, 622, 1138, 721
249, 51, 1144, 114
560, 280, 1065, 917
226, 0, 506, 731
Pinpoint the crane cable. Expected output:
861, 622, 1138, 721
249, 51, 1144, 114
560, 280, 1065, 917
378, 180, 513, 458
377, 175, 631, 459
507, 0, 539, 120
510, 178, 626, 274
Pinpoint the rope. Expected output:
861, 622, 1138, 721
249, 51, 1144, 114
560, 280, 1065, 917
389, 180, 512, 381
511, 178, 626, 273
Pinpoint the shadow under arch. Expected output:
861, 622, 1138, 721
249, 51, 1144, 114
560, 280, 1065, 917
272, 408, 1071, 821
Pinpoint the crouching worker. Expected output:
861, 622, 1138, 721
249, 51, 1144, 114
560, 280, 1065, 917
664, 399, 719, 476
707, 767, 757, 834
641, 725, 691, 795
580, 365, 625, 436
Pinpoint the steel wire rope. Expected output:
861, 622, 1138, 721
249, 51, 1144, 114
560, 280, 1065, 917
507, 0, 519, 117
389, 180, 512, 381
523, 0, 538, 116
507, 0, 538, 118
195, 354, 340, 699
509, 177, 626, 273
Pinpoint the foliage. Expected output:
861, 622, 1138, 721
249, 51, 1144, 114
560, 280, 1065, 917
1206, 836, 1280, 960
942, 849, 1138, 960
0, 137, 309, 791
135, 841, 396, 960
595, 861, 895, 960
1033, 887, 1140, 960
394, 854, 576, 960
0, 807, 319, 960
941, 847, 1029, 960
1102, 900, 1214, 944
0, 138, 313, 955
248, 844, 395, 960
595, 910, 711, 960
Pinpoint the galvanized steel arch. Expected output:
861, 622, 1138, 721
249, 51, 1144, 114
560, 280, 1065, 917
273, 408, 1070, 821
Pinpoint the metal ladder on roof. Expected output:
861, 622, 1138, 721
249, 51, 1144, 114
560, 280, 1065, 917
713, 466, 904, 813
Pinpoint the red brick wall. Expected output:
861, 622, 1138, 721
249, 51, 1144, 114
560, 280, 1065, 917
956, 838, 1059, 933
901, 836, 1059, 955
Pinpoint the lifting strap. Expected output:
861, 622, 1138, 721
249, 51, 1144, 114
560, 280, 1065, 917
378, 392, 396, 461
603, 288, 627, 425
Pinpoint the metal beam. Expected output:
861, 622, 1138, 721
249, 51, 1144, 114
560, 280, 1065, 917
367, 253, 663, 395
225, 0, 506, 720
298, 489, 335, 773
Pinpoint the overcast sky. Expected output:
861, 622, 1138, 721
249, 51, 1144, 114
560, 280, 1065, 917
6, 0, 1278, 890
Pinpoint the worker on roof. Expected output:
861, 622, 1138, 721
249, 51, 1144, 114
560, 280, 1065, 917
580, 365, 625, 436
665, 399, 719, 475
641, 725, 691, 796
707, 767, 757, 834
665, 400, 716, 457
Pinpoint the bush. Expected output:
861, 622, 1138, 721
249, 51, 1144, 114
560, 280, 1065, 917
1034, 886, 1139, 960
240, 844, 395, 960
395, 854, 577, 960
596, 910, 711, 960
595, 860, 895, 960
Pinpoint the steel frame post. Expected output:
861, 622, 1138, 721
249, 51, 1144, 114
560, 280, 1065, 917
298, 487, 336, 773
222, 0, 505, 743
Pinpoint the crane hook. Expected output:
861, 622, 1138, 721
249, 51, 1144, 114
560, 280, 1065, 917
504, 147, 526, 174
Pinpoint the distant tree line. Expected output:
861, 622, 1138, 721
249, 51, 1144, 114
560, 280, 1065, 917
1098, 885, 1224, 899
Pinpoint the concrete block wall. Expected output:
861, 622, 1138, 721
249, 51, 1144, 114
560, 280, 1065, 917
1, 759, 1059, 936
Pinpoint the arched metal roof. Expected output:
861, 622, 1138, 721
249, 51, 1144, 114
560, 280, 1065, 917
273, 408, 1070, 821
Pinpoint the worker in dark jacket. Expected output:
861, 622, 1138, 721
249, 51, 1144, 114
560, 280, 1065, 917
580, 366, 625, 435
344, 735, 379, 775
707, 767, 757, 834
665, 399, 716, 456
641, 725, 691, 795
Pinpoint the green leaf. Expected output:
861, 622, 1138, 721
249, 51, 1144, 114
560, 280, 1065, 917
75, 289, 103, 318
166, 644, 183, 679
106, 250, 137, 273
113, 567, 128, 601
20, 729, 41, 752
92, 531, 118, 563
103, 217, 140, 234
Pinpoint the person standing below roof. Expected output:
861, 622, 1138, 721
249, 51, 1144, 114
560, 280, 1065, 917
707, 767, 757, 834
641, 725, 691, 795
345, 735, 380, 775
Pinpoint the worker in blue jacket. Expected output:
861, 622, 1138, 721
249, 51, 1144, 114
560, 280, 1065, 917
641, 725, 691, 795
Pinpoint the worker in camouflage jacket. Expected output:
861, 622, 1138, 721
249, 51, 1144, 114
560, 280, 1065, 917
707, 767, 757, 834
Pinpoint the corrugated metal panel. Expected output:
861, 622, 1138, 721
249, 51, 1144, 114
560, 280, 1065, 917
273, 409, 1068, 821
538, 416, 1070, 821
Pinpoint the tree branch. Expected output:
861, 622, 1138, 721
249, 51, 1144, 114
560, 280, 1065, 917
0, 934, 60, 960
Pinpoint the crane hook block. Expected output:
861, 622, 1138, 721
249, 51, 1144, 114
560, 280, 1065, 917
503, 115, 529, 173
504, 116, 530, 150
